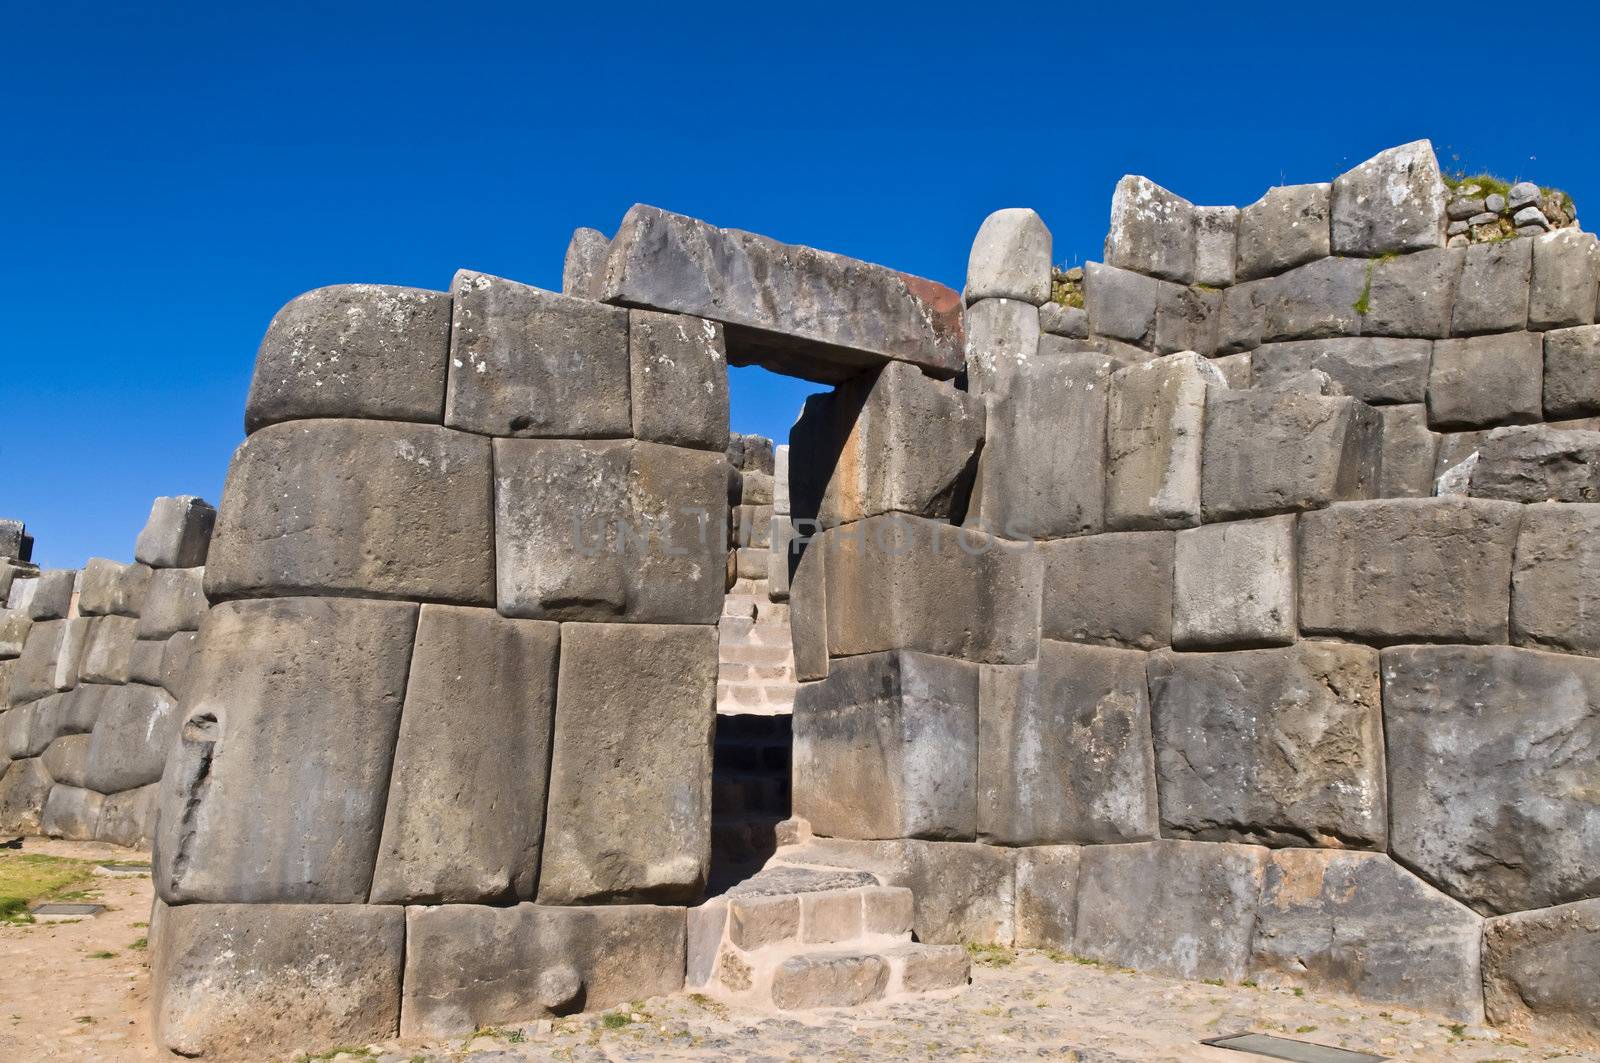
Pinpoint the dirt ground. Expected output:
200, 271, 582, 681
2, 838, 1596, 1063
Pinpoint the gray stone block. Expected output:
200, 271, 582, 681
1152, 281, 1220, 356
1014, 845, 1082, 949
1040, 530, 1172, 649
1377, 403, 1439, 497
205, 419, 495, 605
1236, 183, 1331, 281
1483, 899, 1600, 1049
1252, 337, 1431, 405
1083, 261, 1157, 346
152, 901, 404, 1058
978, 641, 1158, 845
1543, 324, 1600, 418
1251, 849, 1484, 1020
1073, 839, 1267, 981
1529, 228, 1600, 330
1452, 238, 1532, 335
1427, 331, 1544, 428
1216, 278, 1267, 353
77, 614, 139, 684
1330, 140, 1448, 255
1037, 301, 1088, 338
23, 568, 75, 621
966, 208, 1052, 304
96, 782, 158, 848
0, 608, 32, 660
962, 297, 1039, 397
629, 309, 730, 450
1259, 257, 1367, 341
1105, 176, 1196, 283
539, 623, 715, 904
9, 618, 91, 703
136, 567, 207, 639
561, 227, 610, 298
789, 534, 827, 681
1298, 498, 1521, 643
1383, 644, 1600, 914
445, 270, 631, 438
1173, 515, 1297, 649
245, 284, 451, 431
1106, 352, 1225, 530
77, 558, 152, 617
0, 756, 53, 834
127, 638, 164, 685
41, 733, 93, 789
159, 630, 201, 704
793, 650, 977, 841
40, 783, 103, 839
1193, 205, 1238, 287
1360, 246, 1463, 338
1210, 351, 1251, 388
0, 519, 24, 561
154, 597, 419, 903
134, 496, 215, 569
1148, 642, 1386, 848
1470, 425, 1600, 503
1512, 503, 1600, 654
771, 952, 888, 1009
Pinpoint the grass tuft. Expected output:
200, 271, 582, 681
0, 853, 99, 925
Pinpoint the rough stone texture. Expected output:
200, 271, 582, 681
770, 953, 890, 1010
1236, 183, 1332, 281
978, 641, 1158, 845
1173, 515, 1297, 649
561, 227, 610, 299
84, 682, 180, 792
1105, 352, 1225, 530
136, 567, 207, 639
154, 597, 419, 904
1330, 140, 1447, 255
1298, 498, 1521, 644
1543, 324, 1600, 418
1453, 238, 1532, 335
1013, 845, 1082, 949
1193, 205, 1238, 287
77, 557, 152, 617
1427, 331, 1544, 429
1512, 504, 1600, 654
40, 783, 103, 839
892, 943, 972, 992
962, 298, 1039, 397
9, 618, 90, 704
1483, 899, 1600, 1048
966, 208, 1052, 304
41, 732, 93, 788
600, 204, 965, 381
445, 270, 631, 438
1104, 176, 1196, 284
1361, 246, 1462, 338
801, 890, 864, 944
1251, 849, 1484, 1020
1251, 337, 1430, 405
1037, 302, 1087, 338
0, 608, 30, 659
1210, 351, 1251, 389
1148, 642, 1386, 849
492, 438, 725, 624
0, 756, 53, 834
629, 309, 730, 450
134, 495, 216, 568
1152, 281, 1220, 356
22, 568, 75, 621
729, 893, 800, 949
1528, 228, 1600, 330
205, 419, 494, 605
1083, 261, 1161, 349
1073, 840, 1267, 981
97, 782, 159, 848
793, 650, 978, 841
539, 623, 715, 905
1201, 389, 1381, 521
78, 614, 139, 684
789, 535, 827, 681
1039, 530, 1171, 649
371, 606, 559, 905
245, 284, 451, 431
1258, 257, 1367, 341
1216, 278, 1267, 353
1470, 425, 1600, 503
151, 901, 405, 1057
401, 903, 686, 1036
127, 638, 164, 685
1377, 404, 1439, 497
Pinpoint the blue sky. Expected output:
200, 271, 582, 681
4, 2, 1597, 567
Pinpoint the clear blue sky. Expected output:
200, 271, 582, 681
4, 3, 1597, 568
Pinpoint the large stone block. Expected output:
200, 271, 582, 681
205, 419, 494, 605
1469, 424, 1600, 502
1216, 277, 1267, 353
1528, 228, 1600, 330
127, 637, 164, 685
538, 623, 715, 905
1148, 642, 1386, 848
1073, 840, 1266, 981
9, 617, 91, 703
1330, 140, 1447, 256
789, 534, 827, 681
1083, 261, 1157, 346
492, 437, 725, 623
154, 597, 419, 903
978, 640, 1157, 845
1236, 183, 1331, 281
245, 283, 451, 430
1193, 205, 1238, 287
1452, 237, 1532, 335
77, 616, 137, 688
1105, 352, 1225, 530
136, 567, 207, 639
134, 496, 215, 570
21, 568, 75, 621
1251, 337, 1431, 405
0, 519, 25, 561
1258, 257, 1368, 341
1543, 324, 1600, 419
967, 208, 1052, 303
1040, 530, 1172, 649
599, 204, 965, 381
401, 903, 685, 1036
160, 630, 202, 704
151, 902, 404, 1058
1013, 845, 1082, 949
1201, 388, 1382, 521
0, 608, 26, 659
771, 953, 889, 1009
628, 309, 730, 450
1251, 849, 1484, 1020
77, 557, 152, 617
0, 756, 53, 834
561, 227, 610, 298
41, 733, 93, 789
1173, 515, 1297, 649
1383, 644, 1600, 914
1152, 281, 1220, 356
371, 606, 559, 904
1361, 246, 1462, 338
96, 782, 158, 848
962, 297, 1039, 397
1427, 331, 1544, 428
789, 360, 984, 531
40, 783, 103, 839
1298, 498, 1521, 643
444, 270, 631, 438
1513, 504, 1600, 654
1377, 403, 1439, 497
793, 650, 977, 841
1104, 175, 1196, 284
1483, 899, 1600, 1048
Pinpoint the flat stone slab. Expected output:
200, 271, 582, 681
727, 865, 879, 898
30, 902, 105, 920
1202, 1032, 1386, 1062
94, 862, 152, 878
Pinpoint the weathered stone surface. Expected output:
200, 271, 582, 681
974, 349, 1119, 540
793, 650, 978, 841
0, 519, 25, 561
127, 638, 164, 685
1193, 205, 1239, 287
978, 641, 1157, 845
962, 298, 1039, 397
1427, 331, 1543, 429
1201, 388, 1382, 521
401, 903, 685, 1036
134, 495, 215, 569
789, 535, 827, 681
0, 608, 31, 660
1383, 644, 1600, 914
1298, 498, 1521, 643
729, 893, 800, 949
1037, 301, 1088, 338
154, 597, 419, 903
539, 623, 715, 905
1105, 352, 1225, 530
1543, 324, 1600, 418
22, 568, 75, 621
445, 270, 631, 438
1216, 278, 1268, 353
1470, 425, 1600, 502
561, 227, 610, 299
0, 756, 53, 833
1377, 403, 1439, 497
40, 783, 103, 839
1330, 140, 1448, 255
96, 782, 158, 848
1210, 351, 1251, 389
1013, 845, 1082, 949
1483, 899, 1600, 1048
1073, 840, 1267, 981
1258, 257, 1367, 341
1152, 281, 1220, 356
801, 889, 865, 944
771, 952, 889, 1010
1512, 504, 1600, 654
1251, 849, 1484, 1020
629, 309, 730, 450
77, 558, 152, 617
1105, 176, 1196, 284
1360, 246, 1462, 337
967, 208, 1052, 303
1252, 337, 1431, 405
1040, 530, 1171, 649
600, 204, 965, 381
9, 618, 91, 703
493, 438, 725, 623
730, 504, 771, 549
820, 516, 1042, 664
1149, 642, 1386, 848
206, 419, 494, 605
152, 901, 404, 1057
1528, 228, 1600, 329
77, 615, 138, 685
1452, 237, 1532, 335
891, 943, 971, 992
245, 284, 451, 431
41, 733, 93, 788
1236, 183, 1331, 281
1173, 515, 1297, 649
790, 361, 984, 531
136, 567, 207, 639
1083, 261, 1157, 346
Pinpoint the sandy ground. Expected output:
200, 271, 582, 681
1, 838, 1595, 1063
